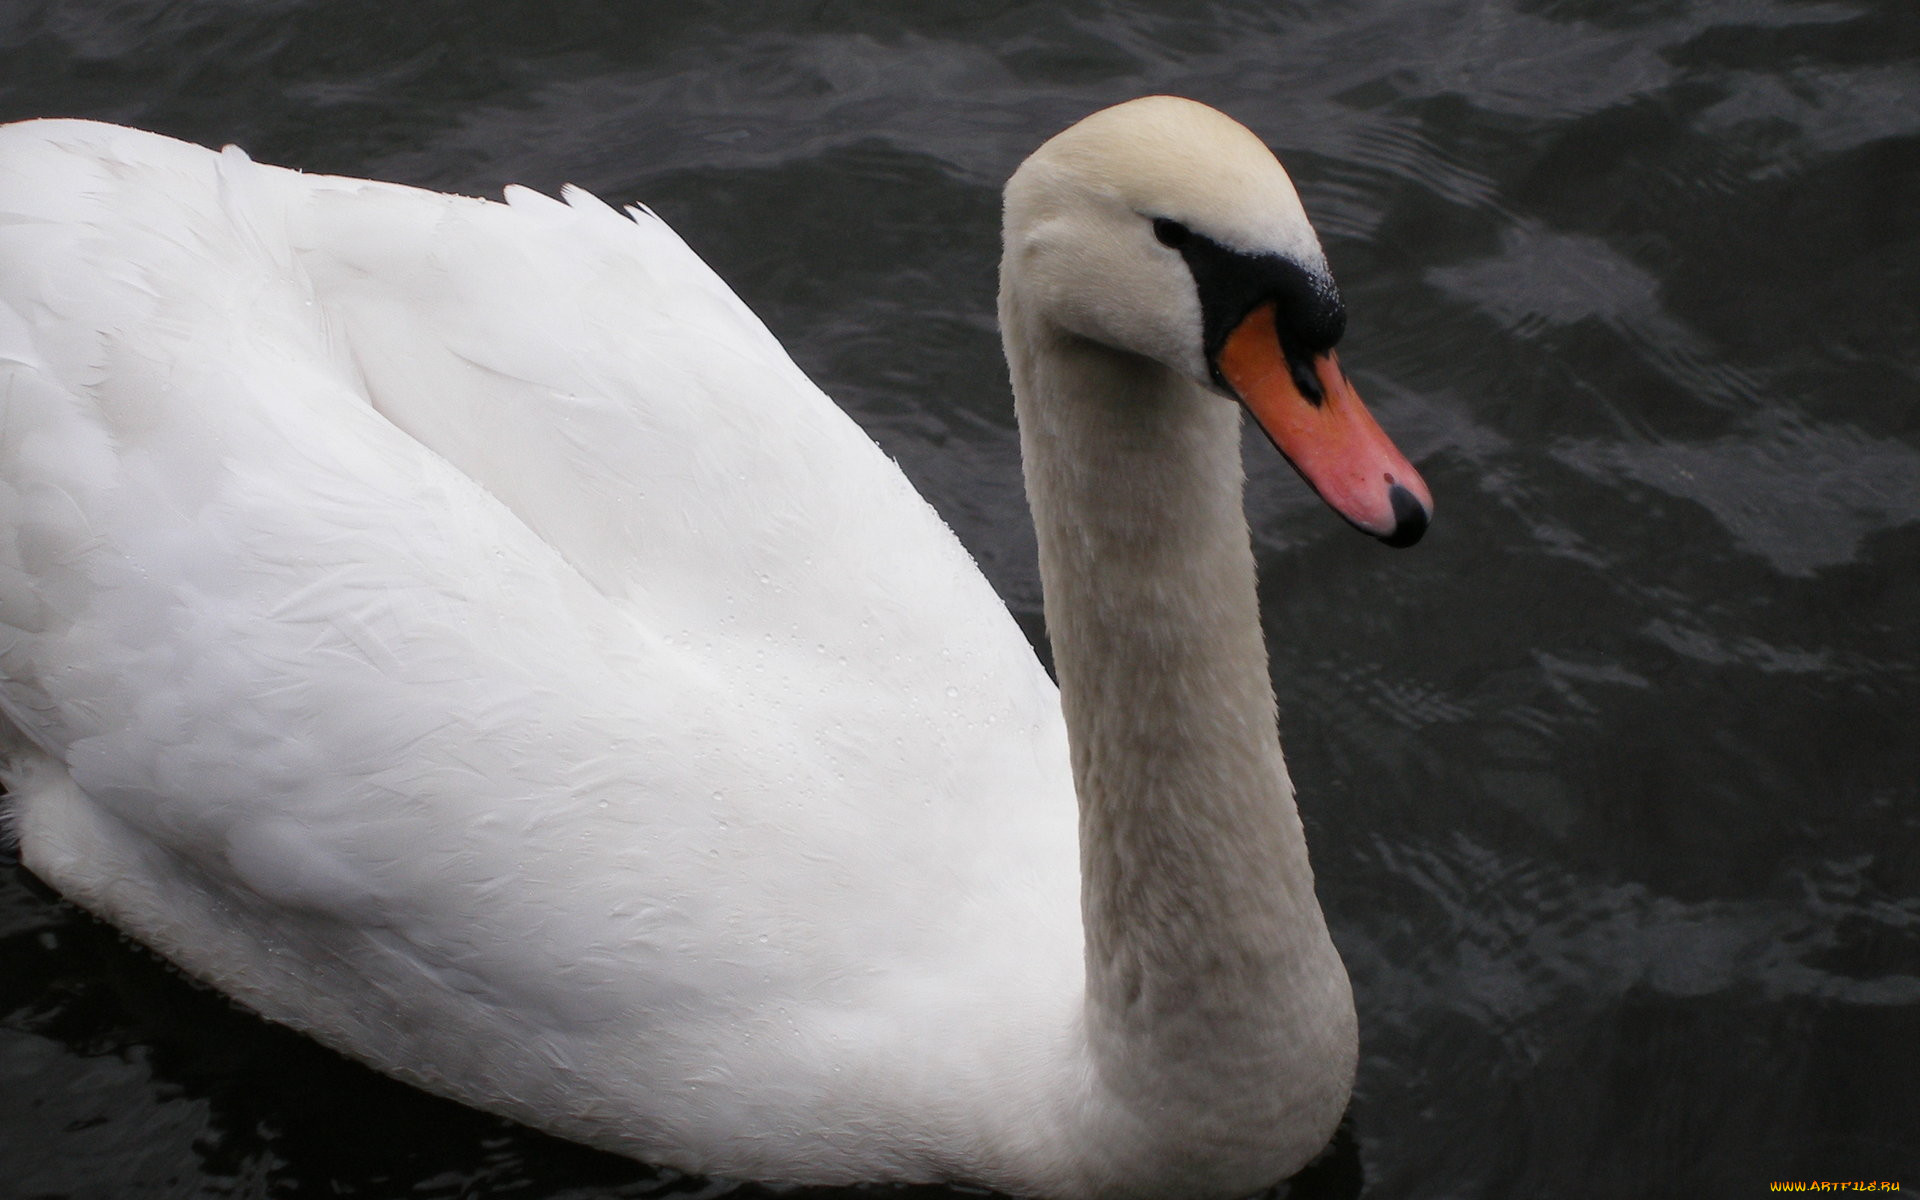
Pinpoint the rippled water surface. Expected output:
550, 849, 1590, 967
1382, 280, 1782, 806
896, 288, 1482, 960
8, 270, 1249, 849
2, 1, 1916, 1196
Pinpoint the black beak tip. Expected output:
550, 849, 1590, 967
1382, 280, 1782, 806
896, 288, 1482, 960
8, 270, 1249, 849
1379, 483, 1430, 548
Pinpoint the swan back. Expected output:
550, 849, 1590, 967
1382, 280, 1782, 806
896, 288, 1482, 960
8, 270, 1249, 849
0, 117, 1084, 1182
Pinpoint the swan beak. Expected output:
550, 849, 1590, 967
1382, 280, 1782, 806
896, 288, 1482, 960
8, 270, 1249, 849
1217, 302, 1432, 547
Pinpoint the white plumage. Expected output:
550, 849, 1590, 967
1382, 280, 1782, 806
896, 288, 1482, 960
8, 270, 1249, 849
0, 99, 1426, 1197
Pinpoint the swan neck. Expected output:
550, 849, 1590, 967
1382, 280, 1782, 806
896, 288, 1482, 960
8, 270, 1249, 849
1004, 302, 1354, 1165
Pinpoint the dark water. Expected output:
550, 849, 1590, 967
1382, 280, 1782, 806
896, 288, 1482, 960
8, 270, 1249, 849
2, 1, 1917, 1196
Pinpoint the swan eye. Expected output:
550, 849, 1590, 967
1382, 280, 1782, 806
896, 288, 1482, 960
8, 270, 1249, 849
1152, 218, 1193, 249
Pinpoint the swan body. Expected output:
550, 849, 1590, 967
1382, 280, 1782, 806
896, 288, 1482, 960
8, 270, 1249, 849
0, 98, 1427, 1198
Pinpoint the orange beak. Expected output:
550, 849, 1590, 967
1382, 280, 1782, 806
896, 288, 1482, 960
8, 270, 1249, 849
1216, 302, 1431, 546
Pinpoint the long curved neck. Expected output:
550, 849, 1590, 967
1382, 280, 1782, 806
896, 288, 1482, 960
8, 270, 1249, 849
1004, 296, 1354, 1180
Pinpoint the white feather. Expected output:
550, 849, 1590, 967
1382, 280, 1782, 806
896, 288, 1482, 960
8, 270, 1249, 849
0, 98, 1378, 1199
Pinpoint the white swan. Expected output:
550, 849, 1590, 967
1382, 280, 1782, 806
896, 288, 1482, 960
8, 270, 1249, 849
0, 97, 1429, 1198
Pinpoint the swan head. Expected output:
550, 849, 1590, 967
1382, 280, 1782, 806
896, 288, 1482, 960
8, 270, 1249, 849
1002, 95, 1432, 546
